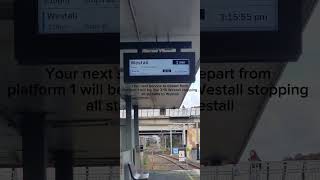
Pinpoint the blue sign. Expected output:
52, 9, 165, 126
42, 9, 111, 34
173, 148, 179, 155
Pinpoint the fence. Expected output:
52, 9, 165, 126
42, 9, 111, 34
3, 160, 319, 180
120, 107, 200, 119
201, 161, 320, 180
0, 166, 119, 180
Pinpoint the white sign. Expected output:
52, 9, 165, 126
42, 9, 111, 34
178, 150, 186, 162
38, 0, 119, 34
129, 59, 190, 77
201, 0, 278, 31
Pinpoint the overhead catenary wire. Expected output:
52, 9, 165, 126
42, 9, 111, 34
128, 0, 141, 41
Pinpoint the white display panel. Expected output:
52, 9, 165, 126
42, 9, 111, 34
201, 0, 278, 31
129, 59, 190, 76
38, 0, 119, 34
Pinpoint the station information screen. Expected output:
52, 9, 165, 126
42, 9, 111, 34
201, 0, 278, 31
38, 0, 119, 34
15, 0, 119, 63
129, 59, 190, 77
124, 52, 195, 83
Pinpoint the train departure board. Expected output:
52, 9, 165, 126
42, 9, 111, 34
124, 52, 195, 83
38, 0, 119, 34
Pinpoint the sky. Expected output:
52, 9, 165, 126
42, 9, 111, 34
181, 69, 200, 108
241, 5, 320, 161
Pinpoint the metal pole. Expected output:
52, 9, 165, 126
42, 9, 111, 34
109, 166, 113, 180
164, 134, 167, 149
282, 162, 287, 180
231, 165, 235, 180
183, 124, 186, 146
170, 129, 173, 155
125, 95, 134, 164
152, 150, 154, 170
86, 167, 89, 180
196, 122, 199, 160
11, 168, 14, 180
133, 105, 139, 148
267, 163, 270, 180
302, 161, 305, 180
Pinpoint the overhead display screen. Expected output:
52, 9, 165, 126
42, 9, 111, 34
38, 0, 119, 34
129, 59, 190, 77
201, 0, 278, 31
124, 52, 195, 83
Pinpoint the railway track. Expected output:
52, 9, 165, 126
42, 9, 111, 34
154, 154, 200, 170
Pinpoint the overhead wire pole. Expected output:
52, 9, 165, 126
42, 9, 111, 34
170, 128, 173, 155
183, 124, 186, 147
164, 133, 167, 150
196, 122, 200, 160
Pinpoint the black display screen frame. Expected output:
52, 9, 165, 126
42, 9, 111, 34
124, 52, 196, 83
200, 0, 302, 62
14, 0, 119, 64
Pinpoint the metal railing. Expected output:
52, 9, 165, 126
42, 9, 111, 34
120, 107, 200, 119
201, 161, 320, 180
2, 160, 320, 179
0, 166, 120, 180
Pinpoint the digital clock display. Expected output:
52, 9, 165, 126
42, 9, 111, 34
38, 0, 119, 34
201, 0, 278, 31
